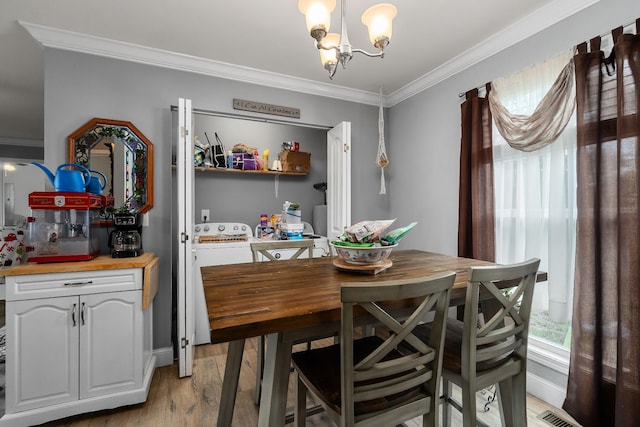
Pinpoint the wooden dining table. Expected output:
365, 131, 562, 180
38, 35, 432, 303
201, 249, 544, 427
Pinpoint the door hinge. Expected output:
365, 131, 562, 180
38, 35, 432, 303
181, 232, 189, 243
180, 126, 189, 138
181, 337, 189, 348
343, 143, 350, 152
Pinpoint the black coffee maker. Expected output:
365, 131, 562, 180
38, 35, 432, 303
109, 213, 143, 258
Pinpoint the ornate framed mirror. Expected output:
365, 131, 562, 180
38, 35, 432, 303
68, 118, 154, 214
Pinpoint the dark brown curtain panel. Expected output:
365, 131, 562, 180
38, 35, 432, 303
458, 85, 495, 261
563, 20, 640, 427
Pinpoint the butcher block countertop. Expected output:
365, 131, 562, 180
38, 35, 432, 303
1, 252, 156, 276
1, 253, 159, 309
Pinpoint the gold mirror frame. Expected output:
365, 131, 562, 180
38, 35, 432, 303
68, 118, 154, 214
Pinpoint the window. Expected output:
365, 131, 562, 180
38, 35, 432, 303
491, 51, 576, 354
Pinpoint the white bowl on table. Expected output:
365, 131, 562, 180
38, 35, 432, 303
330, 242, 398, 265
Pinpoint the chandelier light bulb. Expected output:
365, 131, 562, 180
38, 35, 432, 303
298, 0, 337, 41
319, 33, 341, 71
361, 3, 397, 50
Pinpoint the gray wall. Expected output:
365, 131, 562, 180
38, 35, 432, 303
43, 50, 389, 351
388, 0, 640, 255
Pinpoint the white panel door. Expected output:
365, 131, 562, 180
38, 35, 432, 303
326, 122, 351, 241
177, 98, 195, 377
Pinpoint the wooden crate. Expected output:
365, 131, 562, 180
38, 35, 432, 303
280, 151, 310, 173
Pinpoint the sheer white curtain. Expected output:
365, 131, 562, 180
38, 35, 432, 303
492, 50, 577, 327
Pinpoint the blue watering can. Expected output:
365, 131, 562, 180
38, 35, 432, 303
31, 162, 91, 193
87, 170, 107, 194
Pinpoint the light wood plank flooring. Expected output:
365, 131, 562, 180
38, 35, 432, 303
37, 338, 581, 426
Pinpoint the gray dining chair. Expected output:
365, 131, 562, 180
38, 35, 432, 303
292, 272, 455, 427
415, 258, 540, 427
249, 239, 314, 405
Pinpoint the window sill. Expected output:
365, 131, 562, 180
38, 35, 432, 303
528, 336, 570, 375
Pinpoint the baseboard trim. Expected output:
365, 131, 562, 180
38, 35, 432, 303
527, 371, 566, 409
152, 346, 174, 368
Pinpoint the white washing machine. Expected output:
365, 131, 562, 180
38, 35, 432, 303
253, 222, 330, 260
192, 222, 258, 345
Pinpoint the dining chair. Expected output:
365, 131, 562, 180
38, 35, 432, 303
250, 239, 314, 405
292, 271, 455, 427
415, 258, 540, 427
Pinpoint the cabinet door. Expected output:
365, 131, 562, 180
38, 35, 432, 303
79, 290, 143, 398
6, 296, 79, 412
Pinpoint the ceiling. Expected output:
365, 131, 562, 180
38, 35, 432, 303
1, 0, 596, 143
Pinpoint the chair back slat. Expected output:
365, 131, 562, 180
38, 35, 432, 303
476, 322, 523, 346
355, 368, 432, 402
340, 271, 455, 418
250, 239, 313, 262
476, 337, 522, 362
354, 351, 435, 382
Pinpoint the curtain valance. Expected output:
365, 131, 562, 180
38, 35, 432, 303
489, 56, 575, 152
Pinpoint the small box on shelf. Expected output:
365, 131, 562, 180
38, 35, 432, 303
280, 151, 310, 173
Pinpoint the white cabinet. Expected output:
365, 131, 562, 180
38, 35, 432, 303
1, 257, 157, 427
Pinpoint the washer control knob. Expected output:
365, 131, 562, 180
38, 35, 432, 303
233, 225, 239, 232
194, 226, 201, 233
241, 225, 247, 232
203, 225, 210, 232
217, 224, 225, 232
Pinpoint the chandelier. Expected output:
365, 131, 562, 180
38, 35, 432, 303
298, 0, 397, 79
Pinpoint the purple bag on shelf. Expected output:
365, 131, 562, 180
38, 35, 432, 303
232, 153, 258, 170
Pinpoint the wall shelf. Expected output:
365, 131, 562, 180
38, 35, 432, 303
171, 164, 307, 176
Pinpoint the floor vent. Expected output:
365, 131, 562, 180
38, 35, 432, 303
537, 410, 578, 427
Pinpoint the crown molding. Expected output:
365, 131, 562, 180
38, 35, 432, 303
386, 0, 599, 106
20, 0, 597, 109
19, 21, 381, 107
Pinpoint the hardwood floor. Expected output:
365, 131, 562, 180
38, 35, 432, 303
38, 338, 581, 426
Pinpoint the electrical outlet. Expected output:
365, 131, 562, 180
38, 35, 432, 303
201, 209, 210, 223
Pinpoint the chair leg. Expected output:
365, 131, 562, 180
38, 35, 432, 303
461, 380, 477, 427
442, 377, 452, 427
423, 398, 438, 427
254, 335, 265, 405
295, 374, 307, 427
498, 371, 526, 427
511, 370, 528, 426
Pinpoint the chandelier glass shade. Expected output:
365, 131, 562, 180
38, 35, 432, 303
298, 0, 397, 79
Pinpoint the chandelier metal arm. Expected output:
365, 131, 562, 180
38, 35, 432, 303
351, 48, 385, 58
315, 43, 383, 58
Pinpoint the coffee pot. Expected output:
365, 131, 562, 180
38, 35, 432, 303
109, 213, 142, 258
